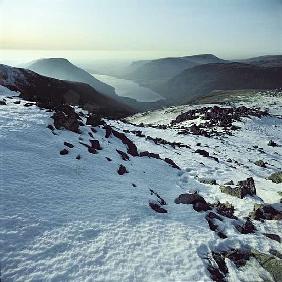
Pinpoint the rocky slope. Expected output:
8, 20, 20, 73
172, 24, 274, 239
1, 84, 281, 281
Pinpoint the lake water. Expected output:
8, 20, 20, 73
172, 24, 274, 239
93, 74, 164, 102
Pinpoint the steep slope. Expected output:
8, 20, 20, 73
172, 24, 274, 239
0, 64, 132, 116
157, 63, 282, 104
1, 86, 281, 281
27, 58, 116, 97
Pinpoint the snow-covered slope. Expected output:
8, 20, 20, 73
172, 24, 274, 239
1, 86, 281, 281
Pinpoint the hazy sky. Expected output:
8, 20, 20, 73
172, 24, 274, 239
0, 0, 281, 58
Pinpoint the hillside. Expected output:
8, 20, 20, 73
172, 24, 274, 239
157, 63, 282, 104
0, 64, 132, 116
1, 83, 281, 281
123, 54, 226, 87
27, 58, 117, 97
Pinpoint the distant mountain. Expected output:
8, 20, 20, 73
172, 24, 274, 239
157, 62, 282, 104
27, 58, 116, 97
123, 54, 227, 87
239, 55, 282, 67
0, 64, 132, 116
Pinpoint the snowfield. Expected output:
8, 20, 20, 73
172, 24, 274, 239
1, 85, 281, 281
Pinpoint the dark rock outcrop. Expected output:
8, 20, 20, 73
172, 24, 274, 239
117, 164, 128, 175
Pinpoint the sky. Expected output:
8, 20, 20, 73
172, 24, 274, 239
0, 0, 281, 59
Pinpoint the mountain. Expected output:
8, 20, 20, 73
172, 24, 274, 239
239, 55, 282, 67
27, 58, 116, 97
0, 64, 132, 116
157, 62, 282, 104
123, 54, 226, 87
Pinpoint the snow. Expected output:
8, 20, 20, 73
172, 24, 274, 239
1, 85, 281, 281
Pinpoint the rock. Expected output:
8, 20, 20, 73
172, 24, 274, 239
149, 201, 168, 213
60, 148, 69, 155
226, 158, 232, 162
268, 171, 282, 184
117, 164, 128, 175
139, 151, 160, 159
164, 158, 180, 169
132, 183, 136, 187
86, 114, 103, 127
76, 154, 81, 160
213, 202, 237, 219
116, 149, 129, 161
13, 100, 20, 104
254, 160, 267, 168
88, 132, 94, 138
64, 141, 74, 148
268, 140, 279, 147
193, 201, 211, 212
263, 233, 281, 243
220, 177, 256, 199
149, 189, 167, 205
0, 100, 7, 105
52, 106, 80, 133
89, 139, 102, 150
174, 193, 207, 206
249, 204, 282, 220
197, 177, 217, 185
251, 250, 282, 282
195, 149, 210, 157
47, 124, 55, 131
234, 218, 256, 234
88, 147, 97, 154
106, 157, 112, 161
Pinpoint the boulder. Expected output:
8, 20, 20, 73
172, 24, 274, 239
64, 141, 74, 148
254, 160, 267, 168
60, 148, 69, 155
149, 201, 167, 213
117, 164, 128, 175
89, 139, 102, 150
268, 171, 282, 184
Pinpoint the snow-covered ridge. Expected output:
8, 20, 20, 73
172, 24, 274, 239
1, 86, 281, 281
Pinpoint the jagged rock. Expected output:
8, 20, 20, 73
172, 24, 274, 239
149, 201, 167, 213
195, 149, 210, 157
213, 202, 237, 219
254, 160, 267, 168
234, 218, 256, 234
86, 114, 104, 127
64, 141, 74, 148
90, 139, 102, 150
117, 164, 128, 175
52, 105, 80, 133
263, 233, 281, 243
139, 151, 160, 159
164, 158, 180, 169
268, 140, 279, 147
105, 125, 139, 156
268, 171, 282, 184
60, 148, 69, 155
251, 250, 282, 282
249, 204, 282, 220
197, 177, 217, 185
220, 177, 256, 199
116, 149, 129, 161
